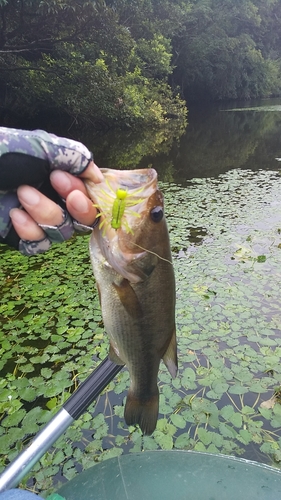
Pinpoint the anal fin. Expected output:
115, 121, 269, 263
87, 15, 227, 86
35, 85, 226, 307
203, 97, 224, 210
162, 328, 178, 379
109, 342, 125, 366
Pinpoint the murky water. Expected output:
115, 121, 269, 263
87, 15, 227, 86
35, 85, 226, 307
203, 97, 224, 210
1, 99, 281, 493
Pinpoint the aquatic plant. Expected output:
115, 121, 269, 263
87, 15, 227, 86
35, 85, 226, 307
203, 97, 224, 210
1, 168, 281, 495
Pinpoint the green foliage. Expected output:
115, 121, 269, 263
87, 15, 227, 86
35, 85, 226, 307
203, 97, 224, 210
172, 0, 281, 101
135, 34, 173, 79
1, 0, 280, 126
0, 0, 186, 128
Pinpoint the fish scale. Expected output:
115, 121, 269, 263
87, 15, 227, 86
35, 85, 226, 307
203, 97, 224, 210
85, 168, 177, 435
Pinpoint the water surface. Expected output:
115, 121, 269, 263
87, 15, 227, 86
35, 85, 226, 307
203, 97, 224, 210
89, 98, 281, 182
1, 99, 281, 494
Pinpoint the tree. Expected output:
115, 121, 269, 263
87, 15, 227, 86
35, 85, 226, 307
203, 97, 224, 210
0, 0, 280, 126
0, 0, 187, 128
172, 0, 281, 101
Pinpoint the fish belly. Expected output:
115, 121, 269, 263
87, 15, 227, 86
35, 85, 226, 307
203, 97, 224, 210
91, 250, 176, 435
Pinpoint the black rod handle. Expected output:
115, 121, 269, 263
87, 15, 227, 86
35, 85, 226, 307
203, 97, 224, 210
64, 357, 123, 419
0, 357, 123, 491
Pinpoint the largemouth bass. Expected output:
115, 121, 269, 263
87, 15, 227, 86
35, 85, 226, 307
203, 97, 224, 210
85, 168, 177, 435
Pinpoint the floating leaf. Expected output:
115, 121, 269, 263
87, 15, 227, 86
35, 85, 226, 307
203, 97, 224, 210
175, 433, 191, 449
99, 447, 123, 461
41, 368, 53, 379
142, 436, 159, 451
170, 413, 186, 429
259, 406, 273, 418
238, 430, 253, 445
220, 405, 235, 421
219, 423, 238, 439
46, 397, 58, 410
228, 385, 249, 395
20, 387, 38, 402
153, 431, 174, 450
1, 409, 26, 427
229, 412, 242, 428
197, 428, 212, 446
194, 442, 206, 452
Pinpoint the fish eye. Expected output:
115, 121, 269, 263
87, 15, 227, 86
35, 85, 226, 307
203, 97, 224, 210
150, 206, 163, 223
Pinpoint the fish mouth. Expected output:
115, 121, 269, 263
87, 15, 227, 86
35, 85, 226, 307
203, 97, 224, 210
85, 168, 158, 283
100, 168, 157, 193
86, 168, 157, 223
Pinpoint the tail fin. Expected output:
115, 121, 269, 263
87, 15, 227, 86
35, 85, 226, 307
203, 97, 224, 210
124, 389, 159, 436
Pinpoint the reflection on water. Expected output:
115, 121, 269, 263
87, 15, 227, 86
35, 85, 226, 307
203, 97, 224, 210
79, 120, 185, 180
84, 98, 281, 184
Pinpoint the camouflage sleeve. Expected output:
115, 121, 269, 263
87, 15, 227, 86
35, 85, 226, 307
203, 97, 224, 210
0, 191, 20, 239
0, 127, 94, 250
0, 127, 93, 175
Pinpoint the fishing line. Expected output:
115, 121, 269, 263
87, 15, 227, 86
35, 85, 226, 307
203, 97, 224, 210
87, 180, 172, 265
131, 242, 173, 266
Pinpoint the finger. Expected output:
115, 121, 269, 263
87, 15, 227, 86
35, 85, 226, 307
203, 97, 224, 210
66, 190, 98, 226
80, 161, 104, 182
17, 185, 64, 226
50, 170, 88, 199
9, 208, 46, 241
50, 162, 103, 200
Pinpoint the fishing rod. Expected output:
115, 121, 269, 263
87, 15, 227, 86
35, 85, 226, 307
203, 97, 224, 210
0, 357, 122, 492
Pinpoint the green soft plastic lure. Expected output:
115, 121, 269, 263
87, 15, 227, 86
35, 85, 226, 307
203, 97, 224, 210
111, 187, 128, 229
92, 182, 143, 234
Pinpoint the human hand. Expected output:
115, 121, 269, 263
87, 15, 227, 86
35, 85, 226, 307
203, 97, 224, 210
9, 161, 103, 254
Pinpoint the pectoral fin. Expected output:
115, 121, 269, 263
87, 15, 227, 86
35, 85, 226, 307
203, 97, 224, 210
162, 328, 178, 379
112, 279, 143, 318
